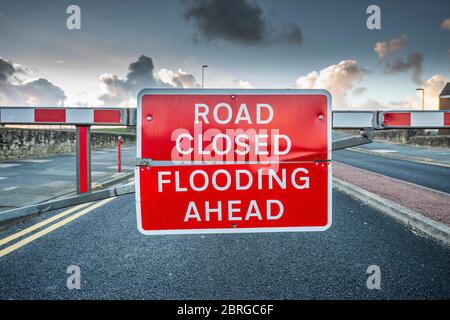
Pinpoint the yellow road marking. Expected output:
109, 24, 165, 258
0, 198, 115, 258
0, 202, 91, 247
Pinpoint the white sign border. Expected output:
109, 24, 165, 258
135, 88, 332, 235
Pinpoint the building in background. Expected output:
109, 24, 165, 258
439, 82, 450, 135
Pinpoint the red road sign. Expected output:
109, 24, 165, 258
136, 89, 332, 235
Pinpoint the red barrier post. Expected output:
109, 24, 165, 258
76, 125, 91, 193
118, 135, 122, 173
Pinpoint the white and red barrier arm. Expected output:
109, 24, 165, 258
333, 110, 450, 129
0, 107, 136, 126
379, 111, 450, 129
332, 111, 377, 129
1, 107, 448, 129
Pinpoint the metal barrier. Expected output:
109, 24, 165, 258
331, 110, 450, 151
332, 110, 450, 129
0, 107, 135, 194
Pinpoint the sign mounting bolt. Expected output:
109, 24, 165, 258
318, 115, 324, 121
146, 115, 153, 121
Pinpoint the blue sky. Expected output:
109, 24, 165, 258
0, 0, 449, 109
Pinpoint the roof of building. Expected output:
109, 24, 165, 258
440, 82, 450, 97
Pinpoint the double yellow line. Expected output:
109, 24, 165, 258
0, 197, 115, 258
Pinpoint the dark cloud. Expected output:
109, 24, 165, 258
99, 55, 161, 105
126, 55, 158, 89
0, 58, 16, 81
276, 22, 303, 45
99, 56, 199, 105
19, 78, 66, 106
384, 52, 424, 85
0, 58, 66, 106
184, 0, 302, 46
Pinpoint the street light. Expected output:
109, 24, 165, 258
202, 65, 208, 88
416, 88, 424, 111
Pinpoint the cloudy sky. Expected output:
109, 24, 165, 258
0, 0, 449, 109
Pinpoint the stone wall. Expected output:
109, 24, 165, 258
408, 135, 450, 148
0, 128, 135, 160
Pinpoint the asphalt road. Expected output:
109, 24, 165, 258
333, 149, 450, 193
0, 190, 449, 299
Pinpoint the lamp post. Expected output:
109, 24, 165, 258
416, 88, 424, 111
202, 65, 208, 88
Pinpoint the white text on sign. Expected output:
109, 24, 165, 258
171, 102, 292, 163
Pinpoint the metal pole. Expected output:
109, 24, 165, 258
202, 65, 208, 88
117, 136, 121, 173
76, 125, 91, 193
422, 90, 425, 111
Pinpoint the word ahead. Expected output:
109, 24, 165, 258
135, 89, 332, 235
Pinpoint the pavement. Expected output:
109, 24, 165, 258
0, 145, 136, 211
0, 137, 449, 299
333, 147, 450, 194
